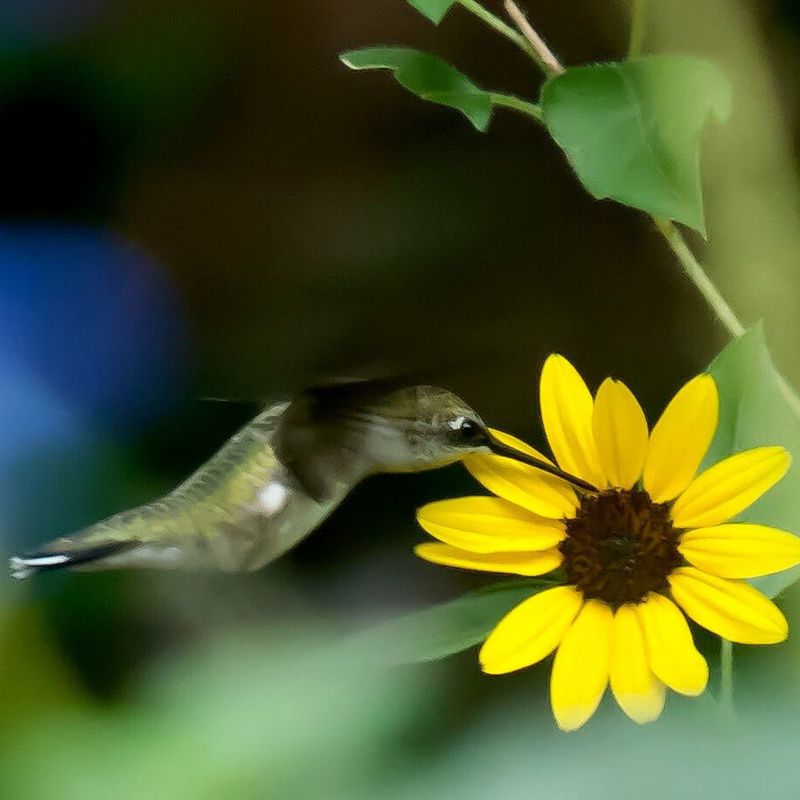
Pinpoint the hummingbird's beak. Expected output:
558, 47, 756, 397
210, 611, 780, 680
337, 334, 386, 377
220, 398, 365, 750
485, 433, 599, 494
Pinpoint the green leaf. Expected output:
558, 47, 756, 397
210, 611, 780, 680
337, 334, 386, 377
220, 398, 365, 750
351, 578, 555, 664
406, 0, 458, 24
340, 47, 493, 132
541, 55, 732, 235
705, 324, 800, 597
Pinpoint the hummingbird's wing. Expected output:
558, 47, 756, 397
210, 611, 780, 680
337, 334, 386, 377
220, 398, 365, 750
271, 380, 397, 504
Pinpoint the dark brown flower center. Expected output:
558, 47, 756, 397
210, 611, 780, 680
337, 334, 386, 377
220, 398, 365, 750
559, 489, 682, 607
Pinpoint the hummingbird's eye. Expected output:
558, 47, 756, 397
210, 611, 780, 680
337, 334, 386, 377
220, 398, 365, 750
460, 419, 478, 436
448, 416, 486, 444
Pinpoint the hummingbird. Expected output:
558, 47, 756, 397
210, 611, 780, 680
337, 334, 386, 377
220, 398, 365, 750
9, 380, 594, 579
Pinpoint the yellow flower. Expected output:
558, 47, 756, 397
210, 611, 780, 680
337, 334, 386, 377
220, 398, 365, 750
415, 354, 800, 731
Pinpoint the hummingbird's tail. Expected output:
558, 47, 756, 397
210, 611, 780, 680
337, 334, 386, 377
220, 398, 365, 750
9, 539, 140, 580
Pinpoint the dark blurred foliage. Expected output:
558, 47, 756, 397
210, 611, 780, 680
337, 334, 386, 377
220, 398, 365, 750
1, 0, 800, 797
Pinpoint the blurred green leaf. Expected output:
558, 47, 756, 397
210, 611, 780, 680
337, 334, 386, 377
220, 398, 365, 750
541, 55, 731, 234
340, 47, 493, 131
406, 0, 458, 24
0, 600, 87, 734
705, 324, 800, 597
0, 628, 437, 800
353, 578, 555, 663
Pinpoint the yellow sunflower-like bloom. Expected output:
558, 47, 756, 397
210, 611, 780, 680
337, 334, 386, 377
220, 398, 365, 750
415, 354, 800, 731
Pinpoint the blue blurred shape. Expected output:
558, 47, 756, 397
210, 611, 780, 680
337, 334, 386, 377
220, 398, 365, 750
0, 342, 86, 465
0, 226, 185, 430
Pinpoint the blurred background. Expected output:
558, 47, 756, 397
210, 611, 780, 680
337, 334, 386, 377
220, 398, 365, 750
1, 0, 800, 796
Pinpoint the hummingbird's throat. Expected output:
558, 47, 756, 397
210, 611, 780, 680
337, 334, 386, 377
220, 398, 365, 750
559, 489, 682, 607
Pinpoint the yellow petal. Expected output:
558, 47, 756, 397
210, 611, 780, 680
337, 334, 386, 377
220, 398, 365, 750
669, 566, 788, 644
671, 447, 791, 529
417, 497, 565, 553
592, 378, 649, 490
414, 542, 562, 576
643, 374, 718, 503
610, 604, 665, 724
464, 428, 578, 519
539, 354, 606, 488
636, 593, 708, 696
480, 586, 583, 675
550, 599, 612, 732
679, 524, 800, 579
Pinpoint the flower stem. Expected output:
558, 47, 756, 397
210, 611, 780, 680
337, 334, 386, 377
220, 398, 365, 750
457, 0, 548, 71
720, 638, 735, 717
653, 219, 745, 337
653, 218, 800, 419
489, 92, 543, 121
628, 0, 646, 59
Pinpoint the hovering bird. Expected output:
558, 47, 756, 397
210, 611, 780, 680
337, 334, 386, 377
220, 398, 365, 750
9, 381, 594, 578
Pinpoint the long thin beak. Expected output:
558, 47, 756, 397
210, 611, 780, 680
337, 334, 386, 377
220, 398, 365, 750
486, 433, 599, 494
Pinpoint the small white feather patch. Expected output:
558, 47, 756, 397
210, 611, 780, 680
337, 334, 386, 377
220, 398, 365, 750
18, 554, 70, 567
258, 481, 289, 514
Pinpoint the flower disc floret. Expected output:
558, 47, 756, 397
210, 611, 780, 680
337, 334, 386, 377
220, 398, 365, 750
561, 489, 682, 606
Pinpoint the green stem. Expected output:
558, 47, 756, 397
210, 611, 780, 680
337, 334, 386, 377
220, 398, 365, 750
653, 218, 745, 337
720, 638, 734, 717
654, 218, 800, 419
628, 0, 646, 59
457, 0, 550, 73
489, 92, 543, 121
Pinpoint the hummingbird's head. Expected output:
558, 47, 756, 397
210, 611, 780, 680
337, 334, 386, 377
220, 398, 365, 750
362, 385, 513, 472
365, 385, 597, 491
374, 385, 493, 471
